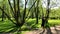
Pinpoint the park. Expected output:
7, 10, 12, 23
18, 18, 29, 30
0, 0, 60, 34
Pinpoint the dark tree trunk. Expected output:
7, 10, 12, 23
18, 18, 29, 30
19, 0, 28, 27
36, 0, 39, 24
46, 0, 50, 23
26, 0, 37, 19
16, 0, 20, 26
41, 17, 46, 27
31, 10, 34, 19
2, 5, 5, 21
8, 0, 14, 14
2, 8, 4, 21
41, 0, 50, 27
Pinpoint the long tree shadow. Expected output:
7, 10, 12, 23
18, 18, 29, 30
46, 27, 52, 34
54, 25, 60, 34
39, 29, 45, 34
40, 27, 52, 34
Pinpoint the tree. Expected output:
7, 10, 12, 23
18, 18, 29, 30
36, 0, 40, 24
8, 0, 28, 27
0, 0, 6, 21
41, 0, 50, 28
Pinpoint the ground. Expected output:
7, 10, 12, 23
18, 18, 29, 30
24, 25, 60, 34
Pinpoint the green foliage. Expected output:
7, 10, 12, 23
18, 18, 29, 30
0, 0, 60, 34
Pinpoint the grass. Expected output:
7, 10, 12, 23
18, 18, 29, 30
0, 18, 15, 32
48, 20, 60, 26
0, 18, 60, 34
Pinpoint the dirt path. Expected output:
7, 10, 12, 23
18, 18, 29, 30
25, 26, 60, 34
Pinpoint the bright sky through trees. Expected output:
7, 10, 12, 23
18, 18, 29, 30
42, 0, 60, 9
10, 0, 60, 9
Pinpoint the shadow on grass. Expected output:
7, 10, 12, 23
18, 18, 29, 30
0, 26, 22, 34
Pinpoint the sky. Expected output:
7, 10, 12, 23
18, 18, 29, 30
42, 0, 60, 9
10, 0, 60, 9
22, 0, 60, 9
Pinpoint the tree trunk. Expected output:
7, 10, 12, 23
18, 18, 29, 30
41, 0, 50, 27
36, 0, 39, 24
2, 8, 4, 21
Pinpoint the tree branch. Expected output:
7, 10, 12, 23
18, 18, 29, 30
8, 0, 14, 14
0, 7, 16, 25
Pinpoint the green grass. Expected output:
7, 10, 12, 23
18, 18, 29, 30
48, 20, 60, 26
0, 18, 60, 34
0, 19, 15, 32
